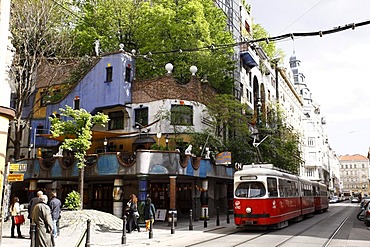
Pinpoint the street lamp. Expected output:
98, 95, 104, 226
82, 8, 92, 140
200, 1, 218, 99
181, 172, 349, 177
104, 138, 108, 153
165, 135, 169, 150
156, 132, 162, 146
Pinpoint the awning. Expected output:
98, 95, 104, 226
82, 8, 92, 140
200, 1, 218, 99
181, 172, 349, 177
38, 130, 139, 142
133, 137, 156, 144
240, 51, 258, 69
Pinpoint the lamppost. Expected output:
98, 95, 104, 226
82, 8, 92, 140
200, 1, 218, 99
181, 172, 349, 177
165, 135, 169, 150
104, 138, 108, 153
156, 132, 162, 146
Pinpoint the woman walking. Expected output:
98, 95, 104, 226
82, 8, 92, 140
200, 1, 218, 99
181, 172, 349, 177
10, 196, 24, 238
126, 194, 140, 233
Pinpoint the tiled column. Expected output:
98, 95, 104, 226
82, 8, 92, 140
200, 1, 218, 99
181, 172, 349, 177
200, 179, 209, 219
168, 176, 177, 225
112, 178, 124, 218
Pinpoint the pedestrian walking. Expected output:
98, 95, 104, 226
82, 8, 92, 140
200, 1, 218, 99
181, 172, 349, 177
10, 196, 25, 238
28, 190, 43, 222
143, 197, 156, 231
32, 195, 54, 247
48, 191, 61, 238
126, 194, 140, 233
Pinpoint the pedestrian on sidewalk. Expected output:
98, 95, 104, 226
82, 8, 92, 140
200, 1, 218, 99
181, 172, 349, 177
32, 195, 54, 247
126, 194, 140, 233
48, 191, 61, 238
143, 197, 156, 231
10, 196, 24, 238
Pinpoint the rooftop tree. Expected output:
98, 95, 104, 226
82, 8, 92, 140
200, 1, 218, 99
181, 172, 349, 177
72, 0, 236, 93
50, 106, 109, 209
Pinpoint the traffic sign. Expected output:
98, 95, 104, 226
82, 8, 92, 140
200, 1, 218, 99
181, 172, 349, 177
8, 173, 24, 182
9, 163, 27, 172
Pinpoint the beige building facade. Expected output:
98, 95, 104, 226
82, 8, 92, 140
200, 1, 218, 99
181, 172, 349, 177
339, 154, 370, 197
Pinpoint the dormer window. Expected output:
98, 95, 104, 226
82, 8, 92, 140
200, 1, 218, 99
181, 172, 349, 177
106, 66, 113, 82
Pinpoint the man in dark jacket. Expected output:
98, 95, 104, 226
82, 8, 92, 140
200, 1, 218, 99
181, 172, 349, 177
48, 191, 61, 238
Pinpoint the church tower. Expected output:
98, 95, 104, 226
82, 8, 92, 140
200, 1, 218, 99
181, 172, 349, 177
289, 51, 312, 104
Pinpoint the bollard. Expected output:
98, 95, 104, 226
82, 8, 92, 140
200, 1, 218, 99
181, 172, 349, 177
203, 208, 207, 228
121, 215, 127, 244
85, 219, 91, 247
216, 207, 220, 226
226, 210, 230, 224
171, 212, 175, 234
30, 223, 36, 247
189, 209, 193, 230
149, 216, 153, 239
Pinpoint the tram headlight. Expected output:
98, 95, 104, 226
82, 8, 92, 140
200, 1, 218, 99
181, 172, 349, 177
246, 207, 252, 214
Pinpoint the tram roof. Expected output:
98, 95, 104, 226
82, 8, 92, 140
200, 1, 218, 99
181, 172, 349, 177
235, 164, 298, 180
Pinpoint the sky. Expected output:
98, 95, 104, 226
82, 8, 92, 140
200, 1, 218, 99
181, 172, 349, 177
248, 0, 370, 156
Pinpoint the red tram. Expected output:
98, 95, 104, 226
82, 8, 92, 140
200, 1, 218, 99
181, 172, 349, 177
234, 164, 328, 229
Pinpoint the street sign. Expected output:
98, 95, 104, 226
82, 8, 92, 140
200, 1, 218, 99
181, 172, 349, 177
8, 173, 24, 182
9, 163, 27, 172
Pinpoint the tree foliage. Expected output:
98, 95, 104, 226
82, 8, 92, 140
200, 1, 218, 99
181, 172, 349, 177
252, 23, 284, 60
258, 106, 303, 173
205, 94, 255, 164
72, 0, 236, 93
50, 106, 109, 168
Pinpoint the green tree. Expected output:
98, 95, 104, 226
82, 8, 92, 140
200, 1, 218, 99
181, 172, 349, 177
50, 106, 109, 209
205, 94, 254, 164
72, 0, 235, 93
252, 23, 284, 60
258, 106, 303, 173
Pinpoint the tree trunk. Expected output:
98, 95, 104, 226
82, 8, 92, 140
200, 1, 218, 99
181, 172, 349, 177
78, 167, 84, 210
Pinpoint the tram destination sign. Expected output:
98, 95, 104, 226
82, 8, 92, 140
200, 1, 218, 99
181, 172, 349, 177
9, 163, 27, 172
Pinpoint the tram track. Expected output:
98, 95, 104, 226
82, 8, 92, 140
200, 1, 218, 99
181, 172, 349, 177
275, 206, 356, 247
185, 205, 356, 247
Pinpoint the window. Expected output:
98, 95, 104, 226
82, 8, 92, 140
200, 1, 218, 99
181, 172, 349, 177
108, 111, 124, 130
308, 152, 316, 161
106, 66, 113, 82
170, 105, 193, 126
307, 137, 315, 146
74, 97, 80, 110
125, 65, 131, 82
235, 182, 266, 198
134, 107, 148, 126
267, 177, 278, 197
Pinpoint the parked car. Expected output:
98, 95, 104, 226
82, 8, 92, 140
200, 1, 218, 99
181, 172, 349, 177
362, 201, 370, 226
360, 196, 370, 207
329, 196, 339, 203
351, 197, 360, 203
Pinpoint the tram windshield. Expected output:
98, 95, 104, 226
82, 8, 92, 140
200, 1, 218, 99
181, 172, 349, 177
235, 182, 266, 198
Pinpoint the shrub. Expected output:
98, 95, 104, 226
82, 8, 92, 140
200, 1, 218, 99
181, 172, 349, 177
63, 190, 81, 210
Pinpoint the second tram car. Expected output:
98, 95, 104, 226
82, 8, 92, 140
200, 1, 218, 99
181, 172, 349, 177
234, 164, 328, 229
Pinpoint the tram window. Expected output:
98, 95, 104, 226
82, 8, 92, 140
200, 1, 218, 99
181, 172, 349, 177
235, 182, 266, 198
267, 178, 278, 197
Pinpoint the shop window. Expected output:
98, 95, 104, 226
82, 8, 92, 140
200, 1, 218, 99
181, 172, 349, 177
170, 105, 193, 126
135, 107, 148, 126
108, 111, 124, 130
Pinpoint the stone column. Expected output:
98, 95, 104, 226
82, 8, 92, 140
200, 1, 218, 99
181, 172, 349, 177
200, 179, 209, 219
168, 176, 177, 225
113, 179, 124, 218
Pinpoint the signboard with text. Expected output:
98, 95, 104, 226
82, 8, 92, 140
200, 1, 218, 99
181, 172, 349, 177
8, 174, 24, 182
9, 163, 27, 172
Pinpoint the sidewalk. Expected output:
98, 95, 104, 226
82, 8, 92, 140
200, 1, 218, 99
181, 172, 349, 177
0, 210, 235, 247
